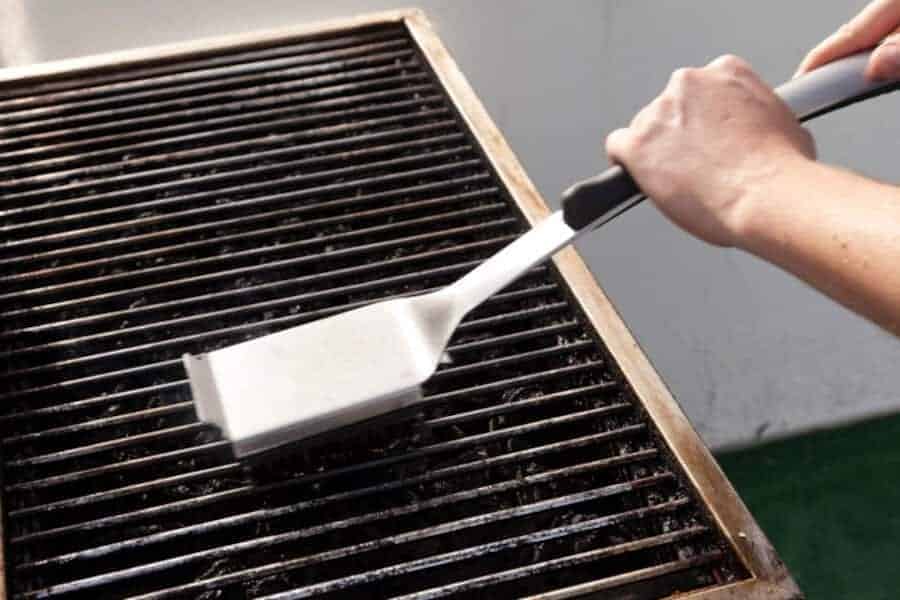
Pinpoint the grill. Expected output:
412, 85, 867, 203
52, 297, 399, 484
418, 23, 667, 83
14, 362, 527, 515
0, 10, 798, 599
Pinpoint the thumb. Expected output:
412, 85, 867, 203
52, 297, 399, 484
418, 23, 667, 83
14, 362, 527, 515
867, 32, 900, 81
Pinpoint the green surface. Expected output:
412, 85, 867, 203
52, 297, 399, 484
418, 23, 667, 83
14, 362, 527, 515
716, 414, 900, 600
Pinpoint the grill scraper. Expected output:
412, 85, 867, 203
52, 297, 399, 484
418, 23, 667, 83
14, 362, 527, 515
184, 51, 897, 457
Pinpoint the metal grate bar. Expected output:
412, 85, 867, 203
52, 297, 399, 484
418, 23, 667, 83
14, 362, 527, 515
7, 423, 208, 468
0, 224, 517, 323
0, 175, 494, 273
0, 186, 495, 294
1, 294, 566, 432
1, 127, 463, 227
0, 49, 419, 139
1, 96, 449, 194
521, 553, 725, 600
4, 319, 576, 445
2, 115, 458, 211
0, 381, 186, 423
261, 500, 697, 600
10, 463, 241, 518
9, 402, 636, 545
4, 316, 591, 460
22, 469, 670, 599
3, 402, 195, 446
146, 477, 683, 600
5, 370, 612, 470
0, 270, 543, 362
18, 426, 646, 567
435, 338, 593, 370
4, 440, 228, 493
0, 76, 434, 175
396, 524, 707, 600
423, 381, 612, 428
0, 273, 552, 371
0, 28, 404, 104
0, 62, 428, 161
0, 283, 560, 423
0, 159, 486, 259
423, 362, 603, 404
1, 245, 524, 363
0, 61, 424, 160
0, 36, 410, 122
0, 199, 499, 306
5, 348, 600, 504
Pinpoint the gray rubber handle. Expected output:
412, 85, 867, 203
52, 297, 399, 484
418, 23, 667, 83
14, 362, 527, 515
777, 51, 899, 122
561, 50, 900, 230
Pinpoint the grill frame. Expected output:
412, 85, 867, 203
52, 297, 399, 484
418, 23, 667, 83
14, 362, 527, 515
0, 8, 799, 599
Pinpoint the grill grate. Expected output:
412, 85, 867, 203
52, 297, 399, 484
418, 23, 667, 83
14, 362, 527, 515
0, 19, 747, 599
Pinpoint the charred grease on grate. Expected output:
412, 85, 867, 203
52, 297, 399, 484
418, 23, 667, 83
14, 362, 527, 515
0, 21, 745, 598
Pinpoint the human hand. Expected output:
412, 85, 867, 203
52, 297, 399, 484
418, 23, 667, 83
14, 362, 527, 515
606, 56, 816, 248
796, 0, 900, 81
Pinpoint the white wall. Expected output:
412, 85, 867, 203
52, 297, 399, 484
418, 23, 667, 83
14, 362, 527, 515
7, 0, 899, 448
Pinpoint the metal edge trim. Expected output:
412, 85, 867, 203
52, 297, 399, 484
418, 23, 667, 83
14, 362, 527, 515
678, 578, 803, 600
0, 446, 6, 600
0, 8, 421, 85
403, 10, 800, 599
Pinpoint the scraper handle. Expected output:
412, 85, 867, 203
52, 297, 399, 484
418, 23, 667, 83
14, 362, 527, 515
561, 49, 900, 230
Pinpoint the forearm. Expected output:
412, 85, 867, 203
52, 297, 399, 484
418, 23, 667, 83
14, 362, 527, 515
604, 52, 900, 337
735, 157, 900, 335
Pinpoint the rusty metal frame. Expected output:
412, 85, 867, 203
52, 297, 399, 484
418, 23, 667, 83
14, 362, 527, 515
0, 8, 800, 599
0, 457, 5, 600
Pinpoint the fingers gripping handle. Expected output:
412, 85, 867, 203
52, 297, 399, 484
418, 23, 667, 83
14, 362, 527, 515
779, 51, 900, 122
561, 49, 900, 231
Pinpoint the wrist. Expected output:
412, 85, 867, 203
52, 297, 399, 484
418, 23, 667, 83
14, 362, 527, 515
726, 153, 822, 253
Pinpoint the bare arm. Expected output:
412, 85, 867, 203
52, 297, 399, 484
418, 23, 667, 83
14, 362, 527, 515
605, 54, 900, 336
738, 157, 900, 336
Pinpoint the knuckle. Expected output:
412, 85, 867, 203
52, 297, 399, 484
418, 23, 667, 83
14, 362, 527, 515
631, 102, 654, 125
631, 106, 658, 132
624, 128, 647, 151
606, 129, 632, 155
655, 93, 678, 115
713, 54, 750, 73
669, 67, 696, 85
